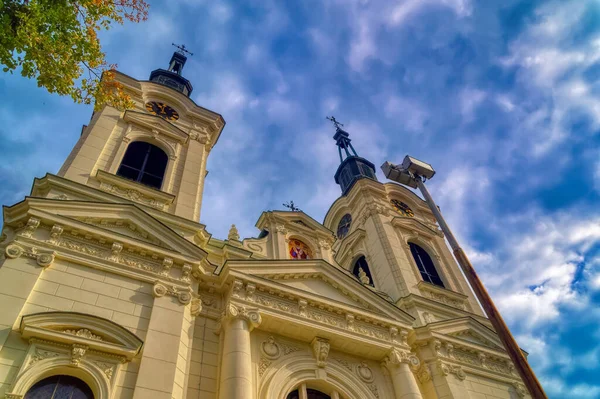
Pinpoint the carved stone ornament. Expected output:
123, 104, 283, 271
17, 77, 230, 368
228, 224, 240, 241
311, 337, 330, 368
358, 267, 371, 285
416, 364, 432, 384
178, 291, 192, 305
437, 360, 466, 381
261, 336, 281, 360
226, 304, 262, 330
71, 344, 88, 366
190, 298, 203, 317
36, 252, 55, 268
19, 217, 40, 238
161, 257, 173, 276
153, 283, 168, 298
5, 244, 23, 259
5, 393, 23, 399
29, 348, 61, 367
63, 329, 103, 341
384, 348, 420, 371
357, 361, 375, 383
181, 263, 192, 283
48, 224, 64, 244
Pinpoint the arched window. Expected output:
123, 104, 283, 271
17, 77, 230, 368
25, 375, 94, 399
352, 256, 374, 286
409, 243, 444, 287
287, 388, 332, 399
117, 141, 168, 189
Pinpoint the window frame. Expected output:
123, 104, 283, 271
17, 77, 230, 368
116, 141, 169, 190
408, 242, 445, 288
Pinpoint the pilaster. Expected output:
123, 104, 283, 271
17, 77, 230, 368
132, 283, 196, 399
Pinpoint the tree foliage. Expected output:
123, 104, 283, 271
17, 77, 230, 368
0, 0, 149, 109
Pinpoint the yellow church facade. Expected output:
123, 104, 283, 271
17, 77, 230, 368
0, 51, 533, 399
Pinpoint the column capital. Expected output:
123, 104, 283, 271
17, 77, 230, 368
383, 348, 420, 371
225, 303, 262, 330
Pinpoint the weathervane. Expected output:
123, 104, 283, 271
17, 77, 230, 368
326, 116, 344, 130
283, 201, 301, 212
172, 43, 194, 57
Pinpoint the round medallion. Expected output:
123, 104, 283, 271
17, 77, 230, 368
145, 101, 180, 121
336, 213, 352, 239
391, 199, 414, 217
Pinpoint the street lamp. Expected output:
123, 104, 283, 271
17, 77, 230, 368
381, 156, 547, 399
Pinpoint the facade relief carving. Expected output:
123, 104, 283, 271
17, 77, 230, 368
311, 337, 330, 368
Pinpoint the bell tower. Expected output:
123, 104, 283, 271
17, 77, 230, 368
56, 47, 225, 222
324, 120, 484, 326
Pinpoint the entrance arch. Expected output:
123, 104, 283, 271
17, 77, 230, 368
258, 355, 377, 399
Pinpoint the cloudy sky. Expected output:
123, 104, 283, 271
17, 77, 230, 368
1, 0, 599, 397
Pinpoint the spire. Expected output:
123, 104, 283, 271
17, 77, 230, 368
149, 44, 194, 97
327, 116, 378, 194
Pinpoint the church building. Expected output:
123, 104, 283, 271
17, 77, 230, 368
0, 50, 534, 399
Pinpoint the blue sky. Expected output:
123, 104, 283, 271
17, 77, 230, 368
1, 0, 600, 397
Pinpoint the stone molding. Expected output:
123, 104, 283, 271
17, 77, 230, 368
417, 281, 468, 311
1, 220, 201, 289
228, 278, 411, 348
412, 337, 524, 386
96, 170, 175, 211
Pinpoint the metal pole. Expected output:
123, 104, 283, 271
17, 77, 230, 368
415, 177, 547, 399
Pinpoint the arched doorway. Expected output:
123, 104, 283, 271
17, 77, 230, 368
25, 375, 94, 399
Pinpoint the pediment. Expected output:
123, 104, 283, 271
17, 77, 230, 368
333, 228, 366, 265
224, 260, 415, 326
391, 216, 443, 238
4, 198, 206, 262
257, 211, 335, 239
20, 312, 143, 360
425, 317, 504, 351
123, 110, 188, 143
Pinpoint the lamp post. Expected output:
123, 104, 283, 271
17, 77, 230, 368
381, 157, 547, 399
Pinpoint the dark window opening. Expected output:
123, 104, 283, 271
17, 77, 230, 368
286, 389, 331, 399
409, 242, 444, 287
353, 256, 374, 287
25, 375, 94, 399
117, 141, 168, 190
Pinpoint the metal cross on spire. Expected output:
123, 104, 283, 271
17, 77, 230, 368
172, 43, 194, 57
326, 116, 344, 130
283, 201, 301, 212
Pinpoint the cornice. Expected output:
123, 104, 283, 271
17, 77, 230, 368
391, 216, 443, 238
3, 198, 206, 263
123, 110, 189, 143
29, 174, 208, 236
225, 282, 412, 359
333, 228, 367, 265
95, 170, 176, 211
218, 262, 415, 326
416, 281, 469, 311
397, 293, 492, 328
414, 336, 523, 387
1, 225, 203, 286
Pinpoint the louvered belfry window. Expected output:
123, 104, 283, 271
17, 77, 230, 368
409, 242, 445, 287
117, 141, 168, 189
